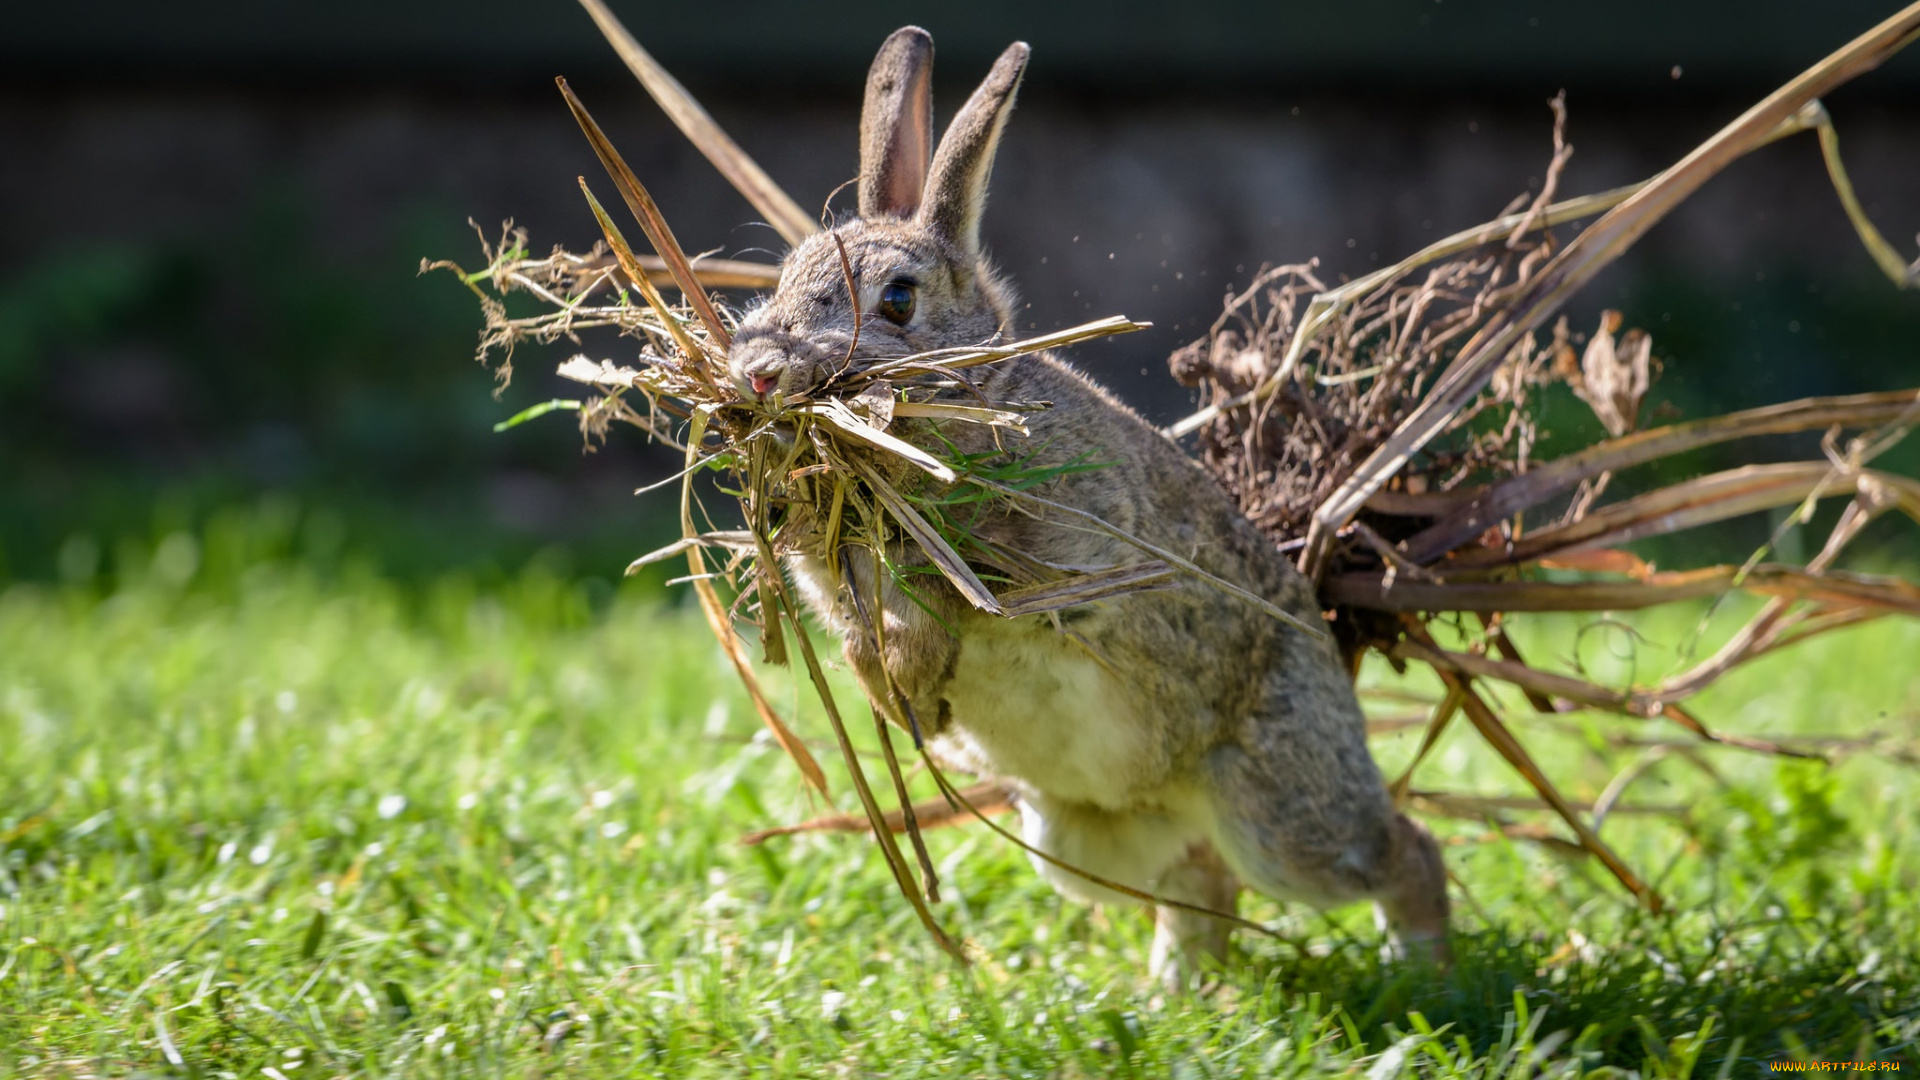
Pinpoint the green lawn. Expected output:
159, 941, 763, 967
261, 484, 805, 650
3, 510, 1918, 1077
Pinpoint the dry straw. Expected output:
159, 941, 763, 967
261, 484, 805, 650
430, 0, 1920, 950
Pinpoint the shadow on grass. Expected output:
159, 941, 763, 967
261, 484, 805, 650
1267, 913, 1914, 1070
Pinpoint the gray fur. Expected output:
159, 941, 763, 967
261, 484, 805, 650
858, 27, 935, 220
921, 42, 1028, 257
729, 30, 1450, 987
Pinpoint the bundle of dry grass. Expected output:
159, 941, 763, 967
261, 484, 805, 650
1169, 96, 1584, 550
434, 0, 1920, 942
1160, 36, 1920, 905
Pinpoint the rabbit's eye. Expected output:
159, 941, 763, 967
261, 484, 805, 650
876, 281, 916, 325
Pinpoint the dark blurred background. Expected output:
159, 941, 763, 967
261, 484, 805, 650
4, 0, 1917, 590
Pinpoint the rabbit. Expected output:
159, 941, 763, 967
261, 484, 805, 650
725, 26, 1450, 986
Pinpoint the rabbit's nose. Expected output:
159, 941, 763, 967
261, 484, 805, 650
729, 333, 788, 400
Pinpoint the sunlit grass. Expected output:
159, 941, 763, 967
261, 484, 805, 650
2, 509, 1917, 1076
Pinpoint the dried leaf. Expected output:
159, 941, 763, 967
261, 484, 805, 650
806, 401, 959, 484
1571, 310, 1652, 437
557, 356, 643, 389
891, 400, 1032, 432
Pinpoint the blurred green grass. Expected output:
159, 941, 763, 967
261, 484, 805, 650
2, 504, 1917, 1076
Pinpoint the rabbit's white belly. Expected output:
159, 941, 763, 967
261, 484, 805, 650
936, 620, 1170, 810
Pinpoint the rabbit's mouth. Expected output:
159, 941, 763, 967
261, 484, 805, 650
728, 329, 835, 402
735, 360, 830, 403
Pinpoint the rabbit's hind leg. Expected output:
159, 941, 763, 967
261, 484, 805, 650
1147, 842, 1239, 992
1204, 709, 1450, 964
1013, 793, 1235, 983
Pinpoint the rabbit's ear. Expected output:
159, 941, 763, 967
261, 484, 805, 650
858, 27, 936, 220
919, 41, 1029, 256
